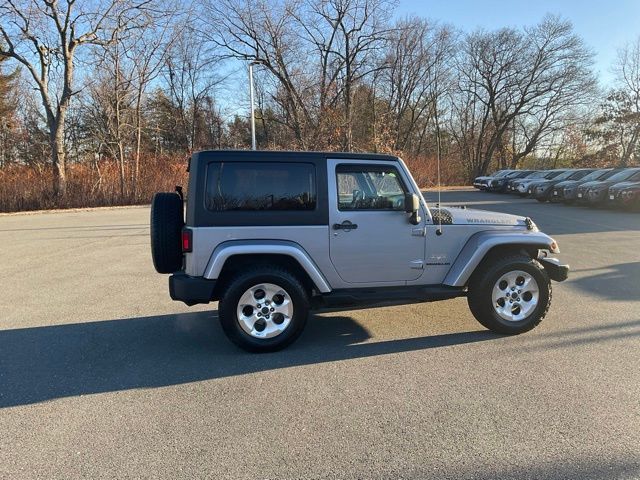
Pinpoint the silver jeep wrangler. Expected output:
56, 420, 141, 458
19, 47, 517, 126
150, 151, 569, 352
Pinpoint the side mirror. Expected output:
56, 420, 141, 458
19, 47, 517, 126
404, 193, 422, 225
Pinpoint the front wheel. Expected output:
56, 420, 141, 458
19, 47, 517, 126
467, 255, 551, 334
218, 267, 309, 352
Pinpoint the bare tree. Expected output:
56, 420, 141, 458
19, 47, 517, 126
304, 0, 393, 150
450, 15, 596, 179
126, 7, 175, 194
206, 0, 313, 146
378, 17, 455, 153
84, 41, 135, 196
206, 0, 392, 150
0, 55, 20, 167
164, 24, 224, 152
0, 0, 151, 196
597, 36, 640, 166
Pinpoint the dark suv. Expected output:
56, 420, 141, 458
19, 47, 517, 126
532, 169, 595, 202
577, 168, 640, 206
488, 170, 535, 193
551, 169, 615, 203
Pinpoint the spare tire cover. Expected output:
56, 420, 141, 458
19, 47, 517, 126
150, 192, 184, 273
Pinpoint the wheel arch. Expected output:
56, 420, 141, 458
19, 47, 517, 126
204, 240, 332, 295
443, 230, 559, 287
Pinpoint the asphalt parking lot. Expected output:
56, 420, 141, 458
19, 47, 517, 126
1, 189, 639, 479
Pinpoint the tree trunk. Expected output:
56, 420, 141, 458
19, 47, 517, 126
620, 127, 639, 166
51, 123, 67, 197
133, 91, 143, 199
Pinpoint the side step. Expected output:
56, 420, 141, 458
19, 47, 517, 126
312, 285, 467, 311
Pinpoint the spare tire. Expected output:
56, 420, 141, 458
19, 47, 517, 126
150, 192, 184, 273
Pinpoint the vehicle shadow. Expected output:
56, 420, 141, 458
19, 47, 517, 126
427, 457, 639, 480
503, 318, 640, 353
0, 313, 498, 408
569, 262, 640, 301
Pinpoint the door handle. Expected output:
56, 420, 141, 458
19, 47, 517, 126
333, 221, 358, 231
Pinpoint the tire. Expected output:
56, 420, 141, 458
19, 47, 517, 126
218, 266, 310, 352
150, 192, 184, 274
467, 254, 551, 335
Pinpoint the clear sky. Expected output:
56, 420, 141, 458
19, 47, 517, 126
396, 0, 640, 86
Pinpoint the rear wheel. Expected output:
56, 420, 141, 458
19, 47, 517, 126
218, 267, 309, 352
468, 254, 551, 334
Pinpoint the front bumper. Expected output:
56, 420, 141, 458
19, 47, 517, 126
550, 188, 564, 201
169, 272, 217, 306
620, 190, 640, 207
534, 187, 551, 199
487, 182, 505, 191
586, 190, 607, 204
606, 190, 628, 206
540, 257, 570, 282
574, 190, 588, 202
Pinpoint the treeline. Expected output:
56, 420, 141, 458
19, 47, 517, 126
0, 0, 639, 212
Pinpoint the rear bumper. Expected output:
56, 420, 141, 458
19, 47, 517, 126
169, 272, 216, 306
540, 257, 570, 282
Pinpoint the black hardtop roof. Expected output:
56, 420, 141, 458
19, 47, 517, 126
193, 149, 400, 162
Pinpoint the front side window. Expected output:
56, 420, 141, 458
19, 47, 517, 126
336, 165, 407, 211
205, 162, 316, 211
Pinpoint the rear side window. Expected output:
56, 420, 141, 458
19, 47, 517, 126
205, 162, 316, 211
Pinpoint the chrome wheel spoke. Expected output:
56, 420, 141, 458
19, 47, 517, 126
272, 299, 292, 315
519, 276, 535, 292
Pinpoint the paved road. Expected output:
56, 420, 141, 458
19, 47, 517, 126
1, 191, 639, 479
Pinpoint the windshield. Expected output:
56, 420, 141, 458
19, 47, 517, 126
607, 169, 640, 182
528, 171, 547, 178
567, 170, 593, 180
553, 170, 578, 181
493, 170, 510, 178
544, 170, 566, 179
599, 169, 623, 180
580, 169, 611, 182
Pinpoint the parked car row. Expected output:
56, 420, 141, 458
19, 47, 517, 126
473, 167, 640, 210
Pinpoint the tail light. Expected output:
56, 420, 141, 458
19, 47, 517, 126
181, 228, 192, 253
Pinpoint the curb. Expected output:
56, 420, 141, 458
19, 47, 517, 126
0, 204, 150, 217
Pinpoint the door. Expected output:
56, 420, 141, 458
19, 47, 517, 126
328, 159, 426, 284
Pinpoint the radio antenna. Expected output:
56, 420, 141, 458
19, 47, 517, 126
434, 89, 443, 236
